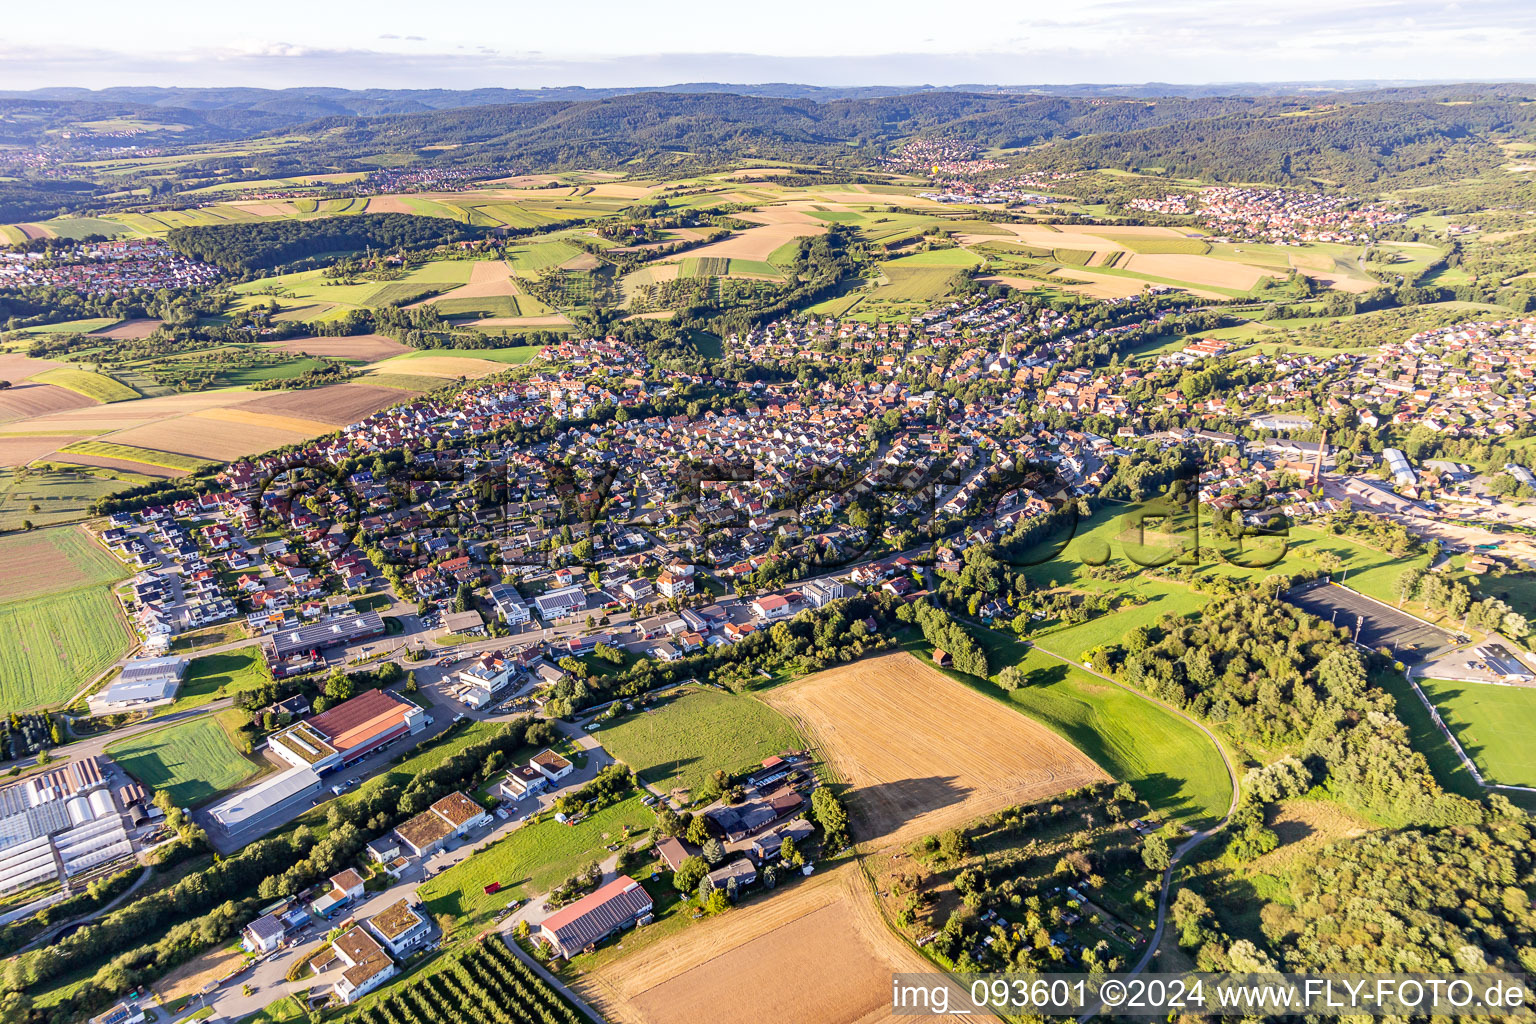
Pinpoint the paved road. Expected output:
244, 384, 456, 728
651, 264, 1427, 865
184, 720, 619, 1022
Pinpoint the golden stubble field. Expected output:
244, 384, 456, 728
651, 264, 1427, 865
573, 863, 950, 1024
578, 653, 1100, 1024
763, 652, 1106, 847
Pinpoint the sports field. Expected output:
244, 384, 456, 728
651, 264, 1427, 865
1418, 679, 1536, 787
762, 652, 1104, 848
107, 712, 262, 806
597, 687, 803, 802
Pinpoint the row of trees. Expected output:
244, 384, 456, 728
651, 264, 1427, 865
0, 718, 547, 1024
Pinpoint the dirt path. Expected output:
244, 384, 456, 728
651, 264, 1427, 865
1017, 647, 1238, 1020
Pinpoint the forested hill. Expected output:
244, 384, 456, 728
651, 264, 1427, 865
257, 85, 1536, 184
1021, 97, 1536, 187
165, 214, 481, 273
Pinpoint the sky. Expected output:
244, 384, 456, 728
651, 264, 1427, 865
3, 0, 1534, 90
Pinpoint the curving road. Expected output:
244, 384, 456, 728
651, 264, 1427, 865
1022, 646, 1239, 1020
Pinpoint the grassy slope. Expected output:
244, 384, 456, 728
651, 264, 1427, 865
107, 711, 262, 805
596, 687, 803, 799
957, 630, 1231, 826
418, 795, 654, 933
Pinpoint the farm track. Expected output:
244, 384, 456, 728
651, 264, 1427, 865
1014, 647, 1237, 1019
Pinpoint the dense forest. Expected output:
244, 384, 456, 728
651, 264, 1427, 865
1176, 815, 1536, 975
1024, 98, 1536, 187
164, 213, 482, 272
1089, 593, 1480, 827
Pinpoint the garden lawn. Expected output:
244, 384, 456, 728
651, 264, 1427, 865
171, 648, 270, 710
107, 711, 262, 806
597, 687, 803, 799
418, 795, 654, 933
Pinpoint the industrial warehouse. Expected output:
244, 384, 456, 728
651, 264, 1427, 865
204, 689, 430, 837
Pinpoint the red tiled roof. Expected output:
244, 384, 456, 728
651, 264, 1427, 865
309, 689, 413, 753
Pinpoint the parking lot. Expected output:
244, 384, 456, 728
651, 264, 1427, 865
1284, 581, 1460, 664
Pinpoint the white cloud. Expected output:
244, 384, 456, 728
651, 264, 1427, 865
1, 0, 1534, 89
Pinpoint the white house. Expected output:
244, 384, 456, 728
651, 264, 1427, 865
488, 583, 530, 625
365, 899, 433, 958
533, 585, 587, 621
531, 749, 574, 782
751, 594, 793, 621
330, 926, 397, 1004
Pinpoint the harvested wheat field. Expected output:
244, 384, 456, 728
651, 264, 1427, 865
229, 201, 299, 218
268, 334, 412, 362
196, 406, 340, 435
420, 260, 520, 305
235, 383, 404, 426
363, 195, 413, 214
576, 863, 947, 1024
985, 224, 1129, 252
0, 384, 98, 423
469, 314, 570, 327
683, 208, 828, 261
764, 652, 1104, 847
1124, 253, 1280, 291
1046, 268, 1157, 300
365, 355, 510, 379
103, 416, 311, 461
0, 434, 85, 465
89, 318, 163, 339
0, 353, 65, 381
16, 224, 52, 240
0, 389, 259, 436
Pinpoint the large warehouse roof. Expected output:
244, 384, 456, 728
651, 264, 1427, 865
206, 767, 322, 830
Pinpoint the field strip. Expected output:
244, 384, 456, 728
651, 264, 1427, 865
195, 407, 340, 435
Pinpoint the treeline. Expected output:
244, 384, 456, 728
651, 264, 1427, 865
542, 594, 898, 716
164, 213, 482, 273
1090, 593, 1481, 827
898, 598, 989, 677
0, 718, 546, 1024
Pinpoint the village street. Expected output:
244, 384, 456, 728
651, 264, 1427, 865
182, 720, 621, 1022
